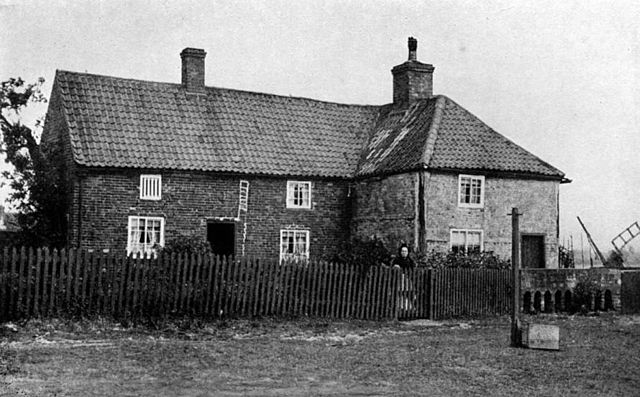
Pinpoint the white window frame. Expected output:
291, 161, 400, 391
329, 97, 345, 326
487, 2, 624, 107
140, 174, 162, 200
449, 229, 484, 253
457, 174, 485, 208
127, 216, 165, 257
286, 181, 311, 209
279, 229, 310, 263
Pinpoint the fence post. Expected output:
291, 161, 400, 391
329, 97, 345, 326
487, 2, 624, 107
509, 207, 522, 347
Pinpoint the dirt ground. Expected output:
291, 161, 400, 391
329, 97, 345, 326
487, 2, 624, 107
1, 313, 639, 396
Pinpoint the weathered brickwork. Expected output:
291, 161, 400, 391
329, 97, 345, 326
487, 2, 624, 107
70, 169, 349, 260
423, 172, 559, 267
521, 268, 621, 311
351, 172, 417, 252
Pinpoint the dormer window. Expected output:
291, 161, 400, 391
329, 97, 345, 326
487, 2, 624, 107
286, 181, 311, 209
140, 175, 162, 200
458, 175, 484, 208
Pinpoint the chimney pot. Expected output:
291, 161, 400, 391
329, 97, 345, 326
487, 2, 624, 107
180, 47, 206, 92
408, 37, 417, 61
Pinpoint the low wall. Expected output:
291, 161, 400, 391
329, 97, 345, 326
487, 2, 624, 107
520, 268, 621, 312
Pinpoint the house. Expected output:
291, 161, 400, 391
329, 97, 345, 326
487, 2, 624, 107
41, 38, 569, 267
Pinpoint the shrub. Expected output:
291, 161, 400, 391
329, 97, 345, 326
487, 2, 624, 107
329, 236, 392, 269
159, 233, 212, 255
572, 274, 599, 314
415, 250, 510, 269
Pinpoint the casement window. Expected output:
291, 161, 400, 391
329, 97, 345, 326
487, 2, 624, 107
140, 175, 162, 200
286, 181, 311, 209
127, 216, 165, 257
450, 229, 483, 254
458, 174, 484, 208
280, 229, 310, 262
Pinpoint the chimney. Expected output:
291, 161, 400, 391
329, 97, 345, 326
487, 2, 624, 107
391, 37, 435, 108
180, 48, 206, 92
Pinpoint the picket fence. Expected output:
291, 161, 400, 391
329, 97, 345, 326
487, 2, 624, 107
0, 247, 512, 321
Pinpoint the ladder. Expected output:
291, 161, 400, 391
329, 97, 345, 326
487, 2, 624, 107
237, 180, 249, 217
612, 221, 640, 253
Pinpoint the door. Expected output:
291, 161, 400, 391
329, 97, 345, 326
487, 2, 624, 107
207, 222, 235, 257
521, 235, 545, 268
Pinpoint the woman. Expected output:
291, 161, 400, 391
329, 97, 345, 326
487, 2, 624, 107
391, 244, 416, 270
391, 244, 416, 313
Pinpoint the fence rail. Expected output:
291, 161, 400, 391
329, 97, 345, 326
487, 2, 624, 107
0, 247, 513, 321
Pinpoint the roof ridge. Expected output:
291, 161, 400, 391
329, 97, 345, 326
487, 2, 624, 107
56, 69, 382, 109
437, 95, 565, 177
421, 95, 447, 167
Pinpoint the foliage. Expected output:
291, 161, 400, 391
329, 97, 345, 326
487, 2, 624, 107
329, 236, 392, 269
559, 244, 575, 268
572, 273, 600, 314
0, 77, 67, 246
605, 250, 624, 268
158, 232, 212, 255
415, 250, 511, 269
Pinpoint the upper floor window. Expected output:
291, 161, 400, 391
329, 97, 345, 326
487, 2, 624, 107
280, 229, 310, 263
127, 216, 165, 257
140, 175, 162, 200
286, 181, 311, 209
450, 229, 483, 254
458, 175, 484, 208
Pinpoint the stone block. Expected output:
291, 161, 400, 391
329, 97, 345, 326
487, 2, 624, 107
521, 323, 560, 350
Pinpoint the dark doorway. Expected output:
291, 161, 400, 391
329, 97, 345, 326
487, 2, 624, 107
521, 234, 545, 268
207, 222, 235, 257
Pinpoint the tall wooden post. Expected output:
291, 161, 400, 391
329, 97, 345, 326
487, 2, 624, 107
509, 207, 521, 347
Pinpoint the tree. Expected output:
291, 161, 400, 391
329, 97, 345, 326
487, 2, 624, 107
0, 77, 66, 246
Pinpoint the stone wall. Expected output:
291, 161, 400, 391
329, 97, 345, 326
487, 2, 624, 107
423, 172, 560, 268
70, 169, 350, 260
521, 268, 622, 311
351, 172, 417, 252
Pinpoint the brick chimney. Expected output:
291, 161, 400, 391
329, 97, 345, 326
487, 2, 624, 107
391, 37, 435, 108
180, 48, 206, 93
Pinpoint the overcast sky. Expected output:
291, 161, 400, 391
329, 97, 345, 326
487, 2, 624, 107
1, 0, 638, 258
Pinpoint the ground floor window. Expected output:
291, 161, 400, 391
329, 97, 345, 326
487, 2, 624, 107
450, 229, 483, 254
128, 216, 165, 257
280, 229, 309, 262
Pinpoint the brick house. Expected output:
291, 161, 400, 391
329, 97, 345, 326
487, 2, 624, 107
41, 38, 569, 267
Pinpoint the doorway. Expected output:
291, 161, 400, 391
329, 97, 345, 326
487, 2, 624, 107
521, 234, 545, 268
207, 222, 235, 257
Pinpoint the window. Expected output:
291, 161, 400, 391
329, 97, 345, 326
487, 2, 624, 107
280, 229, 310, 262
286, 181, 311, 209
450, 229, 483, 254
458, 175, 484, 208
127, 216, 165, 257
140, 175, 162, 200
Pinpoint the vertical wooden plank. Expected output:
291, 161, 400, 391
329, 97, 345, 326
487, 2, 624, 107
220, 256, 230, 317
343, 264, 353, 318
0, 248, 7, 319
293, 263, 303, 316
214, 256, 226, 317
330, 263, 339, 319
115, 254, 125, 317
257, 259, 269, 317
106, 253, 115, 318
249, 259, 260, 317
47, 249, 57, 317
310, 262, 321, 317
241, 257, 250, 317
229, 257, 241, 316
1, 248, 8, 319
202, 254, 212, 316
177, 253, 187, 313
65, 249, 73, 312
300, 263, 310, 316
317, 262, 327, 317
29, 248, 38, 317
335, 264, 345, 319
277, 262, 288, 316
15, 248, 24, 317
130, 255, 139, 317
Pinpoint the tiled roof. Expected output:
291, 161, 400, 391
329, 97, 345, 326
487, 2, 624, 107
50, 71, 564, 180
53, 70, 379, 178
357, 96, 565, 178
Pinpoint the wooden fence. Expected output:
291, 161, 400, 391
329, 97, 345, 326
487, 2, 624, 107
0, 247, 512, 321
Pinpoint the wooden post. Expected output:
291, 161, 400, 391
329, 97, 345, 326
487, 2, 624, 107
509, 207, 522, 347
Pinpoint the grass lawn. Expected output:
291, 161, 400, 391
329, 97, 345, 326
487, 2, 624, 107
1, 313, 639, 396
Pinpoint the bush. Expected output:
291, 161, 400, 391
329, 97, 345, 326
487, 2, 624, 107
159, 233, 212, 255
329, 237, 392, 269
572, 274, 599, 314
415, 250, 510, 269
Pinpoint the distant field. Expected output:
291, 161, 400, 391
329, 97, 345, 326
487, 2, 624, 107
1, 314, 639, 396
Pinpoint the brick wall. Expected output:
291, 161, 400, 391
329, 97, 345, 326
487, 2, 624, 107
73, 169, 350, 260
521, 268, 621, 310
423, 171, 560, 267
351, 172, 417, 253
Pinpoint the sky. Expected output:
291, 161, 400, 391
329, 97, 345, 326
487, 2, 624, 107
0, 0, 638, 260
